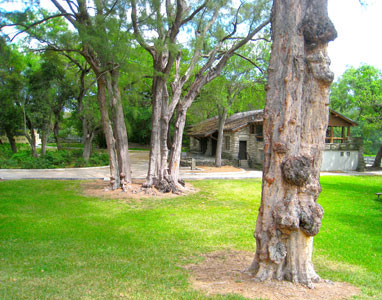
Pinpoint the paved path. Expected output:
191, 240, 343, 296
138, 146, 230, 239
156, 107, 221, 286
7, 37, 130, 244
0, 150, 381, 180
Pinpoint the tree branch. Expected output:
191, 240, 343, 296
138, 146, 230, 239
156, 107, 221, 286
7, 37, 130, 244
131, 0, 156, 56
2, 13, 74, 42
233, 52, 264, 74
181, 1, 208, 25
50, 0, 77, 26
65, 0, 79, 16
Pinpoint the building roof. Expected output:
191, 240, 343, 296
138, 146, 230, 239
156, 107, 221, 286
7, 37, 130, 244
188, 109, 357, 137
329, 110, 358, 126
188, 110, 263, 137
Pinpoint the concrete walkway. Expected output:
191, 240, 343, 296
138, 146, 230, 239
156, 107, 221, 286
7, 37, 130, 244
0, 150, 381, 181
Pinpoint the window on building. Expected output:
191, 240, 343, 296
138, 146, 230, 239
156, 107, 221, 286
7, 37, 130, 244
256, 125, 263, 141
249, 124, 255, 134
225, 136, 230, 150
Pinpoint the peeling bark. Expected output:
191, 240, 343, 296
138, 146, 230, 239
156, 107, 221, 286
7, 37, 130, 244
249, 0, 336, 287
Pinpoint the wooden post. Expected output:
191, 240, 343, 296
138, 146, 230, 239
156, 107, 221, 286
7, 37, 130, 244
341, 127, 345, 142
330, 126, 334, 143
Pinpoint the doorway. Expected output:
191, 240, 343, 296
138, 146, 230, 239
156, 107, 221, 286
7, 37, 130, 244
238, 141, 247, 160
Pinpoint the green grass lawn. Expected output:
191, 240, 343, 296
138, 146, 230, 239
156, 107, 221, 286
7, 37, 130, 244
0, 177, 381, 299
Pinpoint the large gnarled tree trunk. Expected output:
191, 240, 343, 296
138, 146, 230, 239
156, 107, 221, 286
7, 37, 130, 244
248, 0, 337, 287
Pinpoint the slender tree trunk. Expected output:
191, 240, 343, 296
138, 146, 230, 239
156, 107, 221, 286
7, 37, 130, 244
248, 0, 337, 287
159, 84, 170, 181
77, 65, 93, 162
97, 75, 120, 189
108, 68, 132, 183
145, 75, 163, 188
215, 107, 228, 167
82, 130, 94, 162
372, 145, 382, 167
4, 128, 17, 153
168, 105, 189, 189
25, 116, 37, 158
53, 118, 62, 151
41, 129, 48, 156
29, 130, 37, 158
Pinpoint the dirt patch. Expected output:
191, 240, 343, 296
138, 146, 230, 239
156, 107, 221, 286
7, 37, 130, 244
81, 180, 198, 200
190, 165, 244, 173
184, 250, 360, 300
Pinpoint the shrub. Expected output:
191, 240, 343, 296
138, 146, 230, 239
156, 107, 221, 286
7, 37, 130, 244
0, 144, 109, 169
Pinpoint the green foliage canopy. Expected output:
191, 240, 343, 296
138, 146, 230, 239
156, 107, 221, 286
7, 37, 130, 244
330, 65, 382, 154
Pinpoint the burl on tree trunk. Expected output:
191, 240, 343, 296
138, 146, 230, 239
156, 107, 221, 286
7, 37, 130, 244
248, 0, 337, 287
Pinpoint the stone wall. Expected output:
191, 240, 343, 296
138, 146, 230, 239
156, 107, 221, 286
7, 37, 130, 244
222, 132, 234, 159
190, 137, 200, 152
222, 127, 264, 168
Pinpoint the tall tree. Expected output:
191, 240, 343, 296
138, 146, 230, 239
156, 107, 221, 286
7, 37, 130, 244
248, 0, 337, 286
0, 38, 24, 153
132, 0, 270, 192
330, 65, 382, 167
46, 0, 133, 187
2, 3, 134, 186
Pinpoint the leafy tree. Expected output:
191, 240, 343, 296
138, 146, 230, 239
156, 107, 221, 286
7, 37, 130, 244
0, 38, 24, 153
132, 0, 271, 191
49, 0, 135, 185
330, 65, 382, 166
1, 2, 135, 187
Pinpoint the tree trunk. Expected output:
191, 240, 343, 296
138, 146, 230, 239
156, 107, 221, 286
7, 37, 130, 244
77, 67, 94, 163
107, 68, 132, 183
248, 0, 337, 287
24, 116, 38, 158
97, 75, 120, 189
144, 75, 164, 188
41, 129, 48, 156
82, 130, 94, 162
373, 145, 382, 168
4, 128, 17, 153
215, 107, 228, 167
159, 84, 170, 181
29, 130, 38, 158
168, 105, 189, 189
53, 119, 62, 151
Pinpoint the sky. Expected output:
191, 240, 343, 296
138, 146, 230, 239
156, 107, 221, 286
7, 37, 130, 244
328, 0, 382, 79
2, 0, 381, 80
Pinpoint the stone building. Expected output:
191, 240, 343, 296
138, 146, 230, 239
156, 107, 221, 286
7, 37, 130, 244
188, 109, 363, 171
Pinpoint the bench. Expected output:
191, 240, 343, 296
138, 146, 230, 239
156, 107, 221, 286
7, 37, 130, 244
377, 193, 382, 200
